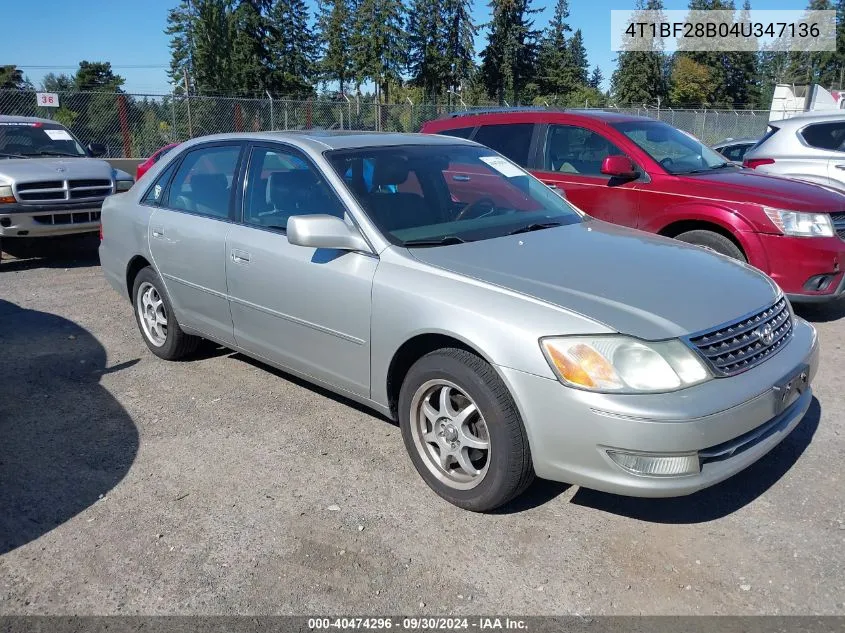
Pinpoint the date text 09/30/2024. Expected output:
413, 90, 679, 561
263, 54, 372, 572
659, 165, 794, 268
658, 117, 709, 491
307, 617, 528, 630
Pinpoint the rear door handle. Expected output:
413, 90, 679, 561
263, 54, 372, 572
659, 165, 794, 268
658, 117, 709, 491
231, 249, 251, 264
151, 226, 164, 238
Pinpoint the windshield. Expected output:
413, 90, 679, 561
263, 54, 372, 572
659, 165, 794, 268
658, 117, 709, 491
325, 144, 584, 246
0, 121, 87, 158
612, 120, 729, 175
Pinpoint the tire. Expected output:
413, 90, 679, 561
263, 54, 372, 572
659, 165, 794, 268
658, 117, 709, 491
131, 266, 200, 360
398, 348, 534, 512
674, 229, 746, 262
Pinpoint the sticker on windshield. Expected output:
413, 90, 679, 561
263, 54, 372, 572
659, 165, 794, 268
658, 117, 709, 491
44, 129, 73, 141
479, 155, 525, 178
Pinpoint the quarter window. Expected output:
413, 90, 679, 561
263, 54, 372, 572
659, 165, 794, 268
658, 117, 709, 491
141, 160, 179, 206
544, 125, 626, 176
166, 144, 241, 219
800, 122, 845, 151
243, 146, 345, 230
472, 123, 535, 166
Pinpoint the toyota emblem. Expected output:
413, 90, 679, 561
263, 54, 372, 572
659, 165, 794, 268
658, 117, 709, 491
756, 323, 775, 346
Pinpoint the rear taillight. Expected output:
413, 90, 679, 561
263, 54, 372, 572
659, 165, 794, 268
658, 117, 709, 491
99, 225, 103, 241
743, 158, 775, 169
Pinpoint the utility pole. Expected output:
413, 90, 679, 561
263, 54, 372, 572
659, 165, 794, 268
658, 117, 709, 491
184, 68, 193, 138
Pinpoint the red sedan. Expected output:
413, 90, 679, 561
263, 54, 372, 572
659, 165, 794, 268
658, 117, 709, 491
136, 142, 180, 180
422, 109, 845, 302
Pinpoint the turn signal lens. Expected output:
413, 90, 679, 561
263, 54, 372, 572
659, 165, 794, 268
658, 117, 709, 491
0, 185, 15, 204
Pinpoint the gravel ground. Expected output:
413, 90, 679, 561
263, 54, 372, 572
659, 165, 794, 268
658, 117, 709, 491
1, 237, 844, 616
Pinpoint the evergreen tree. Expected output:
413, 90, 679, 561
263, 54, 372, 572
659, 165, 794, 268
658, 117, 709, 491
408, 0, 447, 100
350, 0, 407, 103
230, 0, 274, 96
480, 0, 541, 104
269, 0, 317, 97
0, 66, 31, 91
535, 0, 573, 96
74, 61, 125, 92
166, 0, 235, 95
724, 0, 761, 107
588, 65, 603, 89
315, 0, 353, 94
442, 0, 477, 97
41, 73, 75, 92
568, 29, 589, 85
611, 0, 668, 105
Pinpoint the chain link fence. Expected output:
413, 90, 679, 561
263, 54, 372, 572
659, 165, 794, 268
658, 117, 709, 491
0, 89, 804, 158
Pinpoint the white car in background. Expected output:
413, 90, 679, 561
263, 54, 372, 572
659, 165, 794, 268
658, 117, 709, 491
742, 111, 845, 191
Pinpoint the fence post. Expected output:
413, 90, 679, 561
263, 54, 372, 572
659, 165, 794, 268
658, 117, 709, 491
117, 94, 132, 158
170, 91, 177, 140
266, 90, 274, 130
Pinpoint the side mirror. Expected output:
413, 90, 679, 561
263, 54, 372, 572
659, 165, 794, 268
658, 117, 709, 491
286, 214, 370, 252
601, 155, 638, 179
87, 142, 106, 157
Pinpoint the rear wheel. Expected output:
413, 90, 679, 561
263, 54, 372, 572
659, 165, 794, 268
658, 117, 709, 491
674, 229, 746, 262
132, 267, 200, 360
398, 348, 534, 512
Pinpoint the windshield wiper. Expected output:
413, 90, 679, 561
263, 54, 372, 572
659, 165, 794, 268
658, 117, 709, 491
507, 221, 562, 236
24, 150, 80, 157
677, 162, 733, 175
403, 235, 467, 247
0, 152, 28, 159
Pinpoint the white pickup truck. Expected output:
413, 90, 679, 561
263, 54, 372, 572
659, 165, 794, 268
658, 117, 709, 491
0, 115, 134, 243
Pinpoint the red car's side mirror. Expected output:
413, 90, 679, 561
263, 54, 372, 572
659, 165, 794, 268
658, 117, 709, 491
601, 155, 638, 179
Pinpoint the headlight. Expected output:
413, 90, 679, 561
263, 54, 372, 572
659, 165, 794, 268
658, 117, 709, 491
763, 207, 833, 237
540, 335, 711, 393
0, 185, 14, 203
115, 180, 134, 192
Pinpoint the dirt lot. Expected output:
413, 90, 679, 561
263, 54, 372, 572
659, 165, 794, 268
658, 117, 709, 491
1, 237, 844, 616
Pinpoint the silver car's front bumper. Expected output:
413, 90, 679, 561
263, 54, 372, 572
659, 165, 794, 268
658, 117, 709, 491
499, 317, 820, 497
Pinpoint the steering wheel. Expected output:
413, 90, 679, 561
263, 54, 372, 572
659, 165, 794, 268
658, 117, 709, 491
456, 197, 497, 221
659, 157, 674, 169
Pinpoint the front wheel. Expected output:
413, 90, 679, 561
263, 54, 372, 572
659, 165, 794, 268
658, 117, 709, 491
674, 229, 746, 262
398, 348, 534, 512
132, 267, 200, 360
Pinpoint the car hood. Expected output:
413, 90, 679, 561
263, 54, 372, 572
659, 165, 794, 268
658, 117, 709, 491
0, 157, 116, 185
678, 168, 845, 212
408, 220, 780, 340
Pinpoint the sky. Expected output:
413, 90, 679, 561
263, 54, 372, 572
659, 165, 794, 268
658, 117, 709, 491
0, 0, 807, 97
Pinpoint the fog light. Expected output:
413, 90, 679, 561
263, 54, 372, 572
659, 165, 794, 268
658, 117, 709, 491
607, 451, 700, 477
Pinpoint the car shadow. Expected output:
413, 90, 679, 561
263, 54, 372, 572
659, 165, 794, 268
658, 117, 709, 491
0, 234, 100, 272
0, 299, 139, 554
568, 397, 820, 524
492, 479, 572, 514
793, 301, 845, 323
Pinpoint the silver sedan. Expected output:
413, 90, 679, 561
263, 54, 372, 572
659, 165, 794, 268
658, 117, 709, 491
99, 130, 819, 511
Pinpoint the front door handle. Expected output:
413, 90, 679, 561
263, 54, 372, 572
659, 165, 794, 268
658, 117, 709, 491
231, 249, 251, 264
151, 226, 164, 238
834, 164, 845, 170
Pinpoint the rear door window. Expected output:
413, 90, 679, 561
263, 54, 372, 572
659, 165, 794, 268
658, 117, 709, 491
434, 127, 475, 139
472, 123, 535, 166
165, 144, 242, 219
800, 122, 845, 151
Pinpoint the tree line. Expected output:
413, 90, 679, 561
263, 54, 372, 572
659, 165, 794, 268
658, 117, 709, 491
1, 0, 844, 109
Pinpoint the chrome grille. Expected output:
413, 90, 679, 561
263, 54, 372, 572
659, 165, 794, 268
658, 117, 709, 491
688, 298, 793, 377
15, 179, 113, 203
831, 212, 845, 239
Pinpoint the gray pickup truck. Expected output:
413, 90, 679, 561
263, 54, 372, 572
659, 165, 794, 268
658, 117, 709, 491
0, 115, 134, 242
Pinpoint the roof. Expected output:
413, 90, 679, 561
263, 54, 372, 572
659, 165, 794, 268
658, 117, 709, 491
772, 110, 845, 126
0, 115, 60, 125
436, 107, 653, 125
175, 130, 478, 152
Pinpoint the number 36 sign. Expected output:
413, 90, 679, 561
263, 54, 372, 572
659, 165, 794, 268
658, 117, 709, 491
36, 92, 60, 108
